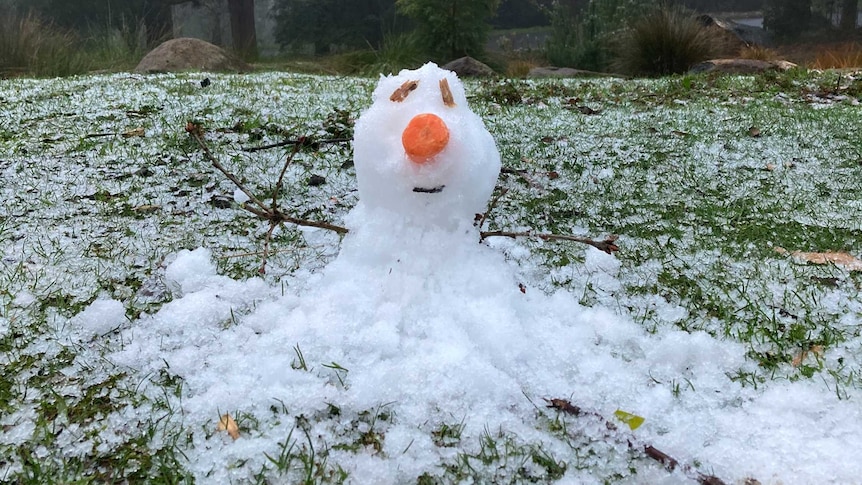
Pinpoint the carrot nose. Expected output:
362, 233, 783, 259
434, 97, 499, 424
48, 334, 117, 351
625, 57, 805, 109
402, 113, 449, 164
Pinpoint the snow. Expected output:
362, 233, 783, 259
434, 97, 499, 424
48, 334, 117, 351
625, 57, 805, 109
107, 65, 862, 483
2, 68, 861, 483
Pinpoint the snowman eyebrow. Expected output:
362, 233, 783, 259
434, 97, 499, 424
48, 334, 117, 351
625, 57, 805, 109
390, 80, 418, 102
439, 79, 456, 107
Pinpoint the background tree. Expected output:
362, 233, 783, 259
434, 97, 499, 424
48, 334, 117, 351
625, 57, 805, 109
228, 0, 257, 58
840, 0, 858, 31
272, 0, 401, 54
763, 0, 812, 39
395, 0, 502, 61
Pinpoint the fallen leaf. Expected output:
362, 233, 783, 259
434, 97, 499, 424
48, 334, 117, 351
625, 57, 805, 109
133, 204, 160, 213
792, 345, 825, 367
614, 409, 645, 430
122, 127, 145, 138
774, 247, 862, 271
217, 414, 240, 440
765, 163, 776, 171
671, 130, 689, 137
748, 126, 761, 137
575, 105, 601, 115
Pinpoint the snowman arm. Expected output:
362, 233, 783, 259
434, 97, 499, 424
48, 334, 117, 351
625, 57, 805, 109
480, 231, 620, 254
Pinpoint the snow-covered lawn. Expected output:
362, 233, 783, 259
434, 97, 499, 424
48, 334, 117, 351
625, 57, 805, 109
1, 69, 861, 484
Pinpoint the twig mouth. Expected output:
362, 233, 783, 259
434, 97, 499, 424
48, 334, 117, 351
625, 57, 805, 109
412, 185, 445, 194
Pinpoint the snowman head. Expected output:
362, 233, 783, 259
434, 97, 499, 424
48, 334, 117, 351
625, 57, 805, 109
353, 63, 501, 228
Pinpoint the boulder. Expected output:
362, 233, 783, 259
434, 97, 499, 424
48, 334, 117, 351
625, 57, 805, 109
135, 37, 251, 73
528, 66, 620, 78
697, 15, 771, 52
441, 56, 495, 77
689, 58, 798, 75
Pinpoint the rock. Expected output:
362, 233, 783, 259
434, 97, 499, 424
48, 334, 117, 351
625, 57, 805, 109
689, 58, 798, 75
441, 56, 495, 77
697, 14, 771, 51
135, 38, 251, 73
528, 66, 620, 78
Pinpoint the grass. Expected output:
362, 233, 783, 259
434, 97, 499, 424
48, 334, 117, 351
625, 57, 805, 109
0, 8, 146, 78
1, 68, 861, 482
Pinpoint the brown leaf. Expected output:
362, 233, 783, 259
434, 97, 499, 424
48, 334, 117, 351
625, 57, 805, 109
792, 345, 825, 368
748, 126, 761, 137
671, 130, 690, 137
764, 163, 776, 171
122, 127, 145, 138
217, 414, 240, 440
133, 204, 160, 213
774, 247, 862, 271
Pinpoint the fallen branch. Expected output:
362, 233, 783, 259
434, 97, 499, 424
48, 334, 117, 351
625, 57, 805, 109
243, 137, 350, 153
186, 122, 347, 273
545, 398, 733, 485
481, 230, 619, 254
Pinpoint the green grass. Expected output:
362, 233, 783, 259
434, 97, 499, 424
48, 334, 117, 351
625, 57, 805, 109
1, 68, 861, 482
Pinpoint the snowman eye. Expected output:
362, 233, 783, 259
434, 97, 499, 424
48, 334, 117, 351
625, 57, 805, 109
390, 80, 418, 102
439, 79, 456, 107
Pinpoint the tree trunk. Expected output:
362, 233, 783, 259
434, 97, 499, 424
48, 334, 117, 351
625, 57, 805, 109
840, 0, 858, 31
228, 0, 258, 60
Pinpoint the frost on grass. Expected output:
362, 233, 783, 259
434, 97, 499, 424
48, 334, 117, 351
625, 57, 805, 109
1, 70, 862, 483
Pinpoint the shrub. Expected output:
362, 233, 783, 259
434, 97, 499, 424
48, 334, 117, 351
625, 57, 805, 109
396, 0, 501, 62
0, 7, 147, 77
612, 4, 723, 77
545, 0, 650, 72
0, 8, 86, 77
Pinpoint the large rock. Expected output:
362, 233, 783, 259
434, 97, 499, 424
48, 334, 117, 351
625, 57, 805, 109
689, 58, 798, 75
135, 37, 251, 73
697, 15, 771, 52
441, 56, 495, 77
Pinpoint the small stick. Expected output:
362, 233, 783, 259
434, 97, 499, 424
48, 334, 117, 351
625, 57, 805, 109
545, 398, 731, 485
273, 138, 303, 209
476, 187, 509, 231
186, 123, 348, 273
481, 230, 619, 254
188, 128, 271, 214
243, 137, 350, 153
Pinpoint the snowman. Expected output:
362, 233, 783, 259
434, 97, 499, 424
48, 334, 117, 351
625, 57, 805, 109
351, 62, 501, 231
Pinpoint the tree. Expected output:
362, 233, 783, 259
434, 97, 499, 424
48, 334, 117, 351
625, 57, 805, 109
396, 0, 502, 61
840, 0, 858, 31
272, 0, 400, 54
228, 0, 257, 58
763, 0, 812, 39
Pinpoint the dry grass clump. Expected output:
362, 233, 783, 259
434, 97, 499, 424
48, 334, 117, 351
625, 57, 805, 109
612, 5, 723, 77
738, 44, 780, 61
0, 9, 86, 77
810, 43, 862, 69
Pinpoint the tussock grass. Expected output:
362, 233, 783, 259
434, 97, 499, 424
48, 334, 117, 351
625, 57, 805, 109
612, 5, 724, 77
0, 8, 145, 78
811, 42, 862, 69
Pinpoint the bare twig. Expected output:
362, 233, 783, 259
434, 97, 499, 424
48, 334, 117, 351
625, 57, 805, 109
545, 398, 732, 485
243, 137, 350, 153
186, 123, 348, 273
481, 230, 619, 254
188, 127, 270, 214
476, 187, 509, 231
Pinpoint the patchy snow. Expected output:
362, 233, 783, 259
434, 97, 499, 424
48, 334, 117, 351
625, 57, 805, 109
1, 68, 861, 483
